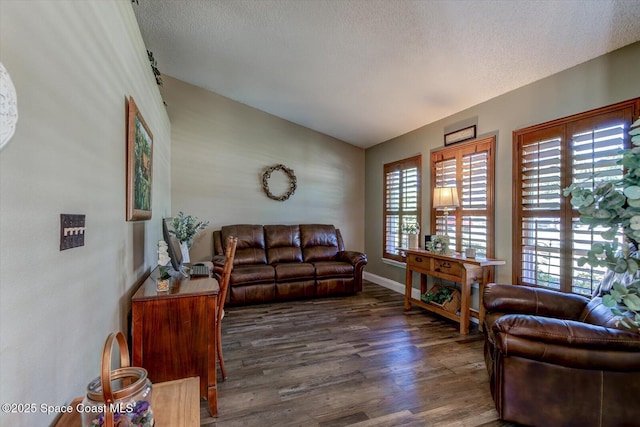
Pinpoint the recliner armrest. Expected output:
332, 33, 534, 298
484, 283, 589, 320
338, 251, 368, 266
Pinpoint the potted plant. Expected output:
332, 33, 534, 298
401, 221, 420, 248
170, 211, 209, 264
421, 285, 460, 313
563, 117, 640, 330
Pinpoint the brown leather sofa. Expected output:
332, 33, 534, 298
482, 283, 640, 427
212, 224, 367, 305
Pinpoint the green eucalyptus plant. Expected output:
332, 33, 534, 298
170, 211, 209, 247
563, 117, 640, 330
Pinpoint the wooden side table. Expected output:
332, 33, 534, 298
53, 377, 200, 427
132, 268, 220, 416
404, 249, 505, 334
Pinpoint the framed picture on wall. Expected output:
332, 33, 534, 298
444, 125, 476, 146
126, 96, 153, 221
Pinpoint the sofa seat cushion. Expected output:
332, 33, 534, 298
314, 261, 354, 278
274, 263, 315, 281
230, 264, 275, 286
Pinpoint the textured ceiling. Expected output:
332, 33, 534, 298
133, 0, 640, 148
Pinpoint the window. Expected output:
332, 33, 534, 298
383, 155, 421, 262
430, 137, 496, 257
513, 99, 640, 295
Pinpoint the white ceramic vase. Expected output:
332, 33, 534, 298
179, 241, 190, 264
408, 234, 419, 249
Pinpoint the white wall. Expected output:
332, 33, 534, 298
161, 76, 366, 261
0, 1, 170, 425
365, 41, 640, 287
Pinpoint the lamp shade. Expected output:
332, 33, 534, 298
433, 187, 460, 209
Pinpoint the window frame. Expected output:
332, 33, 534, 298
383, 155, 422, 262
430, 136, 496, 257
512, 98, 640, 294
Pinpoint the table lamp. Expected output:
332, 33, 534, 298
433, 186, 460, 236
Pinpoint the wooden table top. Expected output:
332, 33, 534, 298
132, 267, 219, 301
52, 377, 200, 427
404, 248, 506, 267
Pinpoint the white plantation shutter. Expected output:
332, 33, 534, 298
434, 158, 456, 236
384, 156, 421, 261
514, 100, 638, 294
385, 169, 401, 257
518, 133, 563, 289
461, 152, 489, 253
521, 137, 562, 211
570, 124, 625, 295
431, 137, 495, 256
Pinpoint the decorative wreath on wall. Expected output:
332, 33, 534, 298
261, 164, 297, 201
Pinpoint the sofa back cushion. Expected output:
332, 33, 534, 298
300, 224, 339, 262
265, 225, 303, 264
221, 224, 267, 265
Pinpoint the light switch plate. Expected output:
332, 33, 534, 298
60, 214, 86, 250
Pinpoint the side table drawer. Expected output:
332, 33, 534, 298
433, 259, 463, 277
407, 253, 430, 267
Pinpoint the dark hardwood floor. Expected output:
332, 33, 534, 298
201, 281, 516, 426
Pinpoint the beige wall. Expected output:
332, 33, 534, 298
0, 1, 170, 425
161, 76, 366, 261
365, 41, 640, 288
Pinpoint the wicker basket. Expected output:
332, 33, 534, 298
422, 285, 461, 314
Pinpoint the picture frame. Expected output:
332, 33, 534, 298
126, 96, 153, 221
444, 125, 476, 146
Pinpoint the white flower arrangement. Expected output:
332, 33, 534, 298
401, 221, 420, 235
426, 235, 450, 254
157, 240, 171, 279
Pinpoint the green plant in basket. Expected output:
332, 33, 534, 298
562, 117, 640, 330
422, 286, 453, 305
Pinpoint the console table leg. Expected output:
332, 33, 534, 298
404, 266, 413, 310
207, 387, 218, 417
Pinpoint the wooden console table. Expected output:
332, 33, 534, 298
53, 377, 200, 426
404, 249, 505, 334
132, 268, 219, 416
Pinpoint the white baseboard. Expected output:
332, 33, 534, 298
363, 271, 420, 300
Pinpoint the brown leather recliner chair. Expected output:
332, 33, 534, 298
483, 283, 640, 427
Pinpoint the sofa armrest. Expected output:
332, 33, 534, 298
492, 314, 640, 370
483, 283, 589, 320
338, 250, 368, 266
